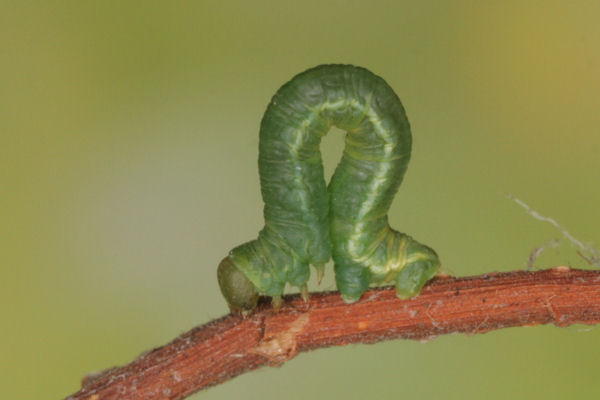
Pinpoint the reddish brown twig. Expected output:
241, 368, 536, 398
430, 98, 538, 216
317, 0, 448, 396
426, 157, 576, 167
66, 267, 600, 400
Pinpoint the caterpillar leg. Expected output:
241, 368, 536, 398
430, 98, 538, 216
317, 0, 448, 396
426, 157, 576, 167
393, 239, 440, 299
334, 261, 372, 303
334, 229, 440, 303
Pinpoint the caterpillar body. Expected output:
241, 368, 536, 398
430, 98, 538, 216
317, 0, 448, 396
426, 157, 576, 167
217, 64, 440, 314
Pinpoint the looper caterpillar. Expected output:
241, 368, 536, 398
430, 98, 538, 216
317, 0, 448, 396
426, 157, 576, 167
217, 64, 440, 314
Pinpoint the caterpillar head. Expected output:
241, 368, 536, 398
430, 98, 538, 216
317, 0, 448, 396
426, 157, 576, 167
217, 256, 259, 316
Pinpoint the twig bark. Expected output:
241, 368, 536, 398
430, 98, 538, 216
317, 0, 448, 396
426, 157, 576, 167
66, 267, 600, 400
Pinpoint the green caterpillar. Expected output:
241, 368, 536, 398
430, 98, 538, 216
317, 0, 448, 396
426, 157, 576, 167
217, 64, 440, 314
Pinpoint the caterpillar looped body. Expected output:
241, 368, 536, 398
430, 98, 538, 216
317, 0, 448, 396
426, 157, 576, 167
217, 64, 440, 315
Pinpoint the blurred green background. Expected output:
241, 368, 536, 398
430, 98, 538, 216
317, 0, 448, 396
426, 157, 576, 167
1, 1, 599, 399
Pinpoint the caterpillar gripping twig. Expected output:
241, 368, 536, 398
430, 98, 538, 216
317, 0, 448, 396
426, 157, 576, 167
217, 64, 440, 314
